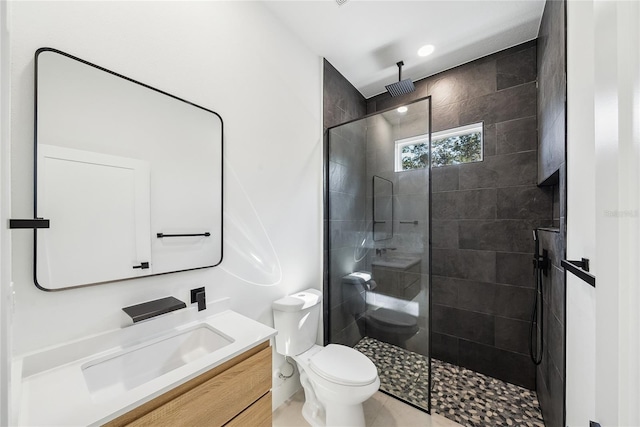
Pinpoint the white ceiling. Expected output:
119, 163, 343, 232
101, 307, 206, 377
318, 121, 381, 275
263, 0, 546, 98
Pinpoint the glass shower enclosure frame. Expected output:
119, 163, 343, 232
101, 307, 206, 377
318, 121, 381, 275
325, 96, 432, 413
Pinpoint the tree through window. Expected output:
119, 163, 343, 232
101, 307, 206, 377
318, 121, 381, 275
394, 123, 483, 171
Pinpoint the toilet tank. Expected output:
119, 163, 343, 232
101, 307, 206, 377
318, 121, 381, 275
272, 288, 322, 356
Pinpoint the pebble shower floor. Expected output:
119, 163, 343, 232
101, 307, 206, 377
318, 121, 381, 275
354, 337, 545, 427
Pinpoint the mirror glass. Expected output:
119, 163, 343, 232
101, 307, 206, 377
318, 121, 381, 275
35, 48, 223, 290
372, 175, 393, 241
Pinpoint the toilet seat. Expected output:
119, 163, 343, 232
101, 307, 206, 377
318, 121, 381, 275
309, 344, 378, 386
367, 308, 418, 334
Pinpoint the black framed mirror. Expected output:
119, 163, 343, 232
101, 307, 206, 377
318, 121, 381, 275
34, 48, 223, 290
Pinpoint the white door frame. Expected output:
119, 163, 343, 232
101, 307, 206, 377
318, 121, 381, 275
566, 0, 640, 425
0, 1, 12, 425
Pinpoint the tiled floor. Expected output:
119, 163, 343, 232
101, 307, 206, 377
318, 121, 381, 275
431, 358, 544, 427
355, 336, 429, 410
273, 389, 463, 427
355, 337, 545, 427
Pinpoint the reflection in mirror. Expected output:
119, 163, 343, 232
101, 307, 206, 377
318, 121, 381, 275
35, 48, 223, 290
372, 175, 393, 241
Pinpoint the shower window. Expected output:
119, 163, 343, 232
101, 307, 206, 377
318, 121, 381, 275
432, 122, 483, 167
394, 122, 483, 171
394, 135, 429, 172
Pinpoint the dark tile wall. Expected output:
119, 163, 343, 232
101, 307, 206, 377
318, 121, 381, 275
324, 60, 367, 129
323, 59, 368, 346
368, 41, 551, 390
536, 1, 567, 426
537, 228, 565, 427
537, 0, 566, 185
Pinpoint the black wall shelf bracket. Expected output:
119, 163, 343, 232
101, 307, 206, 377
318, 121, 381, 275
157, 232, 211, 238
9, 218, 50, 229
562, 258, 596, 288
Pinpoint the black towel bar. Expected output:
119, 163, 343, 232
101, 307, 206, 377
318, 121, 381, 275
157, 232, 211, 238
561, 258, 596, 288
9, 218, 50, 229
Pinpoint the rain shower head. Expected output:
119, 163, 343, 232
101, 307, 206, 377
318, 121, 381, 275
385, 61, 415, 97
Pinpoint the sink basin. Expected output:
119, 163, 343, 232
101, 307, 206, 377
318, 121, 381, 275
371, 256, 421, 270
81, 324, 233, 402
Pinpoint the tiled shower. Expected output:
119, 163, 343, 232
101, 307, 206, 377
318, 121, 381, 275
323, 2, 566, 422
424, 42, 551, 390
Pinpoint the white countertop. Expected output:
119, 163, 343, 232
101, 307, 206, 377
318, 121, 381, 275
12, 300, 277, 426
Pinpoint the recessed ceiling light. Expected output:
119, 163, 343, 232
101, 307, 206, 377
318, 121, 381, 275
397, 106, 408, 113
418, 44, 435, 57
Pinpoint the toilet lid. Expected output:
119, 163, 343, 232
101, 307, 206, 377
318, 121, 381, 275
368, 308, 418, 328
309, 344, 378, 386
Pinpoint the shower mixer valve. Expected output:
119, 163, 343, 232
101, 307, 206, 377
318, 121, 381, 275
533, 249, 550, 276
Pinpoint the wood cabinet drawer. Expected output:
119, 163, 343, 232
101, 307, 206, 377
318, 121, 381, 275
105, 341, 271, 427
225, 391, 271, 427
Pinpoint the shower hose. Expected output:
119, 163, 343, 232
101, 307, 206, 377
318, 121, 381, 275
529, 240, 544, 366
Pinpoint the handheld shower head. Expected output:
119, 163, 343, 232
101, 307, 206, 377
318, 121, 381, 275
385, 61, 415, 97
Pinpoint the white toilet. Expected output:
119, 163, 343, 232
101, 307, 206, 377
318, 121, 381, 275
272, 289, 380, 427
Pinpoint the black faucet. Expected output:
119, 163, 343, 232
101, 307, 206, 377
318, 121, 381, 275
190, 287, 206, 311
375, 247, 397, 256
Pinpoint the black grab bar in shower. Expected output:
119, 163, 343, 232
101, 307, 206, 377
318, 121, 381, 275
561, 258, 596, 287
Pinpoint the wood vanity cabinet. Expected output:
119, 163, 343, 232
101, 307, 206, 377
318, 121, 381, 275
104, 341, 272, 427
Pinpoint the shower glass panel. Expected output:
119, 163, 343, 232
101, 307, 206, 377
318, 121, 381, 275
327, 98, 431, 412
372, 176, 393, 241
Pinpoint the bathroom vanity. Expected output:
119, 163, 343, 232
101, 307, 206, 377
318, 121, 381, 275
105, 342, 272, 426
11, 301, 276, 426
13, 47, 274, 426
371, 255, 421, 299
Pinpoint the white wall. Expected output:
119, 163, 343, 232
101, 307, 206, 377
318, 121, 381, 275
7, 0, 322, 410
567, 0, 640, 425
1, 1, 13, 425
566, 2, 596, 424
